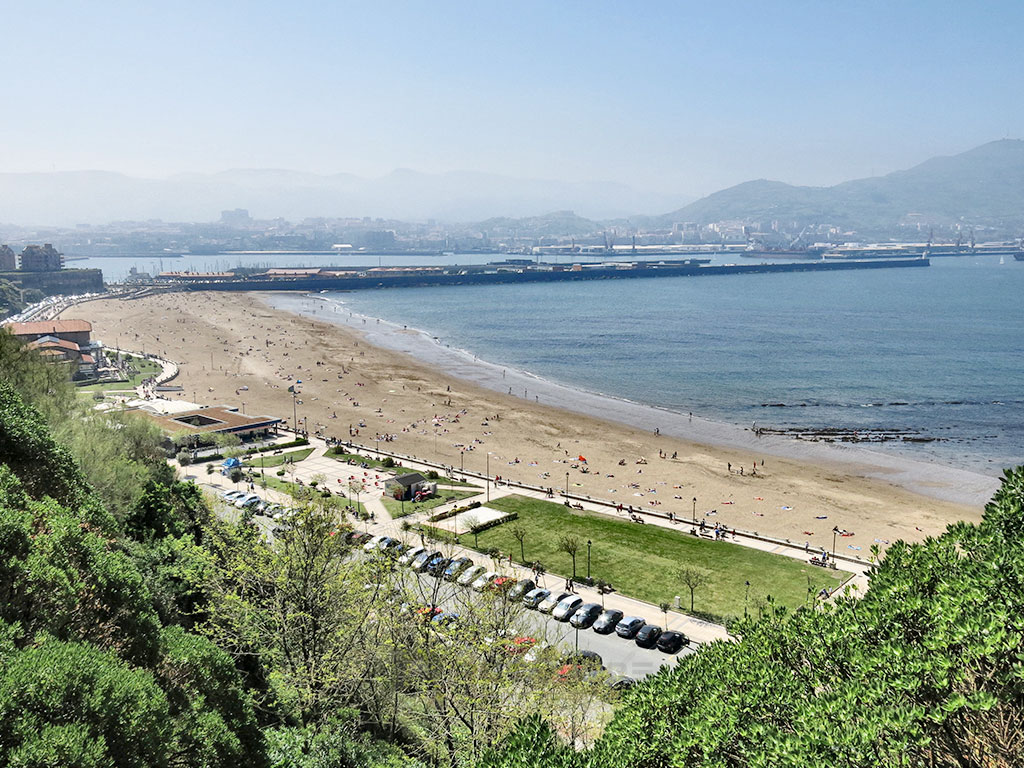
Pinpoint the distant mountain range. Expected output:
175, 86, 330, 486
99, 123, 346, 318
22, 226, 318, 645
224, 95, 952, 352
1, 140, 1021, 231
655, 139, 1024, 231
0, 168, 691, 226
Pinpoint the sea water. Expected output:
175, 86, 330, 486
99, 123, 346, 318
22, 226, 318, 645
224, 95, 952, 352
323, 256, 1023, 475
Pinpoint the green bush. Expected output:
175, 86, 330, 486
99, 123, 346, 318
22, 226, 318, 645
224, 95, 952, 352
176, 450, 192, 466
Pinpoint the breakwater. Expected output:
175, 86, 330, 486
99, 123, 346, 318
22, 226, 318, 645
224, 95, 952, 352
174, 257, 929, 292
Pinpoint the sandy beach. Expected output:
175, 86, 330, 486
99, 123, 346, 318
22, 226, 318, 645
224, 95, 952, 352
62, 291, 988, 555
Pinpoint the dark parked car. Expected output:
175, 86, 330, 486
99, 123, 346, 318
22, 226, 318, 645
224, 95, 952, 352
522, 587, 551, 609
411, 550, 441, 573
656, 630, 688, 654
568, 603, 603, 629
634, 625, 663, 648
592, 609, 624, 634
443, 557, 474, 581
610, 675, 637, 691
507, 579, 535, 601
615, 616, 646, 639
428, 557, 452, 578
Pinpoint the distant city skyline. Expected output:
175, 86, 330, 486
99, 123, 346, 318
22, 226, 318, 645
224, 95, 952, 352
2, 1, 1022, 198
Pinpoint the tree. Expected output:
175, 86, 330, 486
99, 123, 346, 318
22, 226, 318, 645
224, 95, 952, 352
0, 639, 173, 768
557, 535, 582, 581
461, 514, 480, 548
511, 525, 527, 563
676, 566, 711, 613
659, 602, 671, 629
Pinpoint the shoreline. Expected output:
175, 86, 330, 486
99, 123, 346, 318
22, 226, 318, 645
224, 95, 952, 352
60, 291, 987, 557
264, 291, 1000, 508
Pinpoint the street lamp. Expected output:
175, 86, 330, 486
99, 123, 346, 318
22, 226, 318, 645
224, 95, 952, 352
486, 452, 491, 502
460, 448, 464, 475
587, 539, 592, 580
745, 580, 751, 618
692, 496, 697, 521
832, 526, 839, 565
565, 472, 570, 497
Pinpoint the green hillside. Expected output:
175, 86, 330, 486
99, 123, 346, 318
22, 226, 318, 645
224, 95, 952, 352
658, 139, 1024, 230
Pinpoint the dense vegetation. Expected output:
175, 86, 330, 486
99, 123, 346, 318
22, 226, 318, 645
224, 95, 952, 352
0, 328, 611, 767
5, 325, 1024, 767
480, 469, 1024, 767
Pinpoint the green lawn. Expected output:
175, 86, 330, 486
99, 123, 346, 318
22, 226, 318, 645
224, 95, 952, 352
259, 475, 367, 516
381, 489, 480, 518
470, 495, 847, 622
78, 355, 163, 391
325, 449, 396, 470
243, 447, 315, 468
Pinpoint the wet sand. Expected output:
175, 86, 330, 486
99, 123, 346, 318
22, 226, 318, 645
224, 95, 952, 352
62, 291, 990, 556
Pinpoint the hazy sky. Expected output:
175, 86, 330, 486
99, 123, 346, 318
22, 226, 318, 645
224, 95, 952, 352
3, 1, 1022, 197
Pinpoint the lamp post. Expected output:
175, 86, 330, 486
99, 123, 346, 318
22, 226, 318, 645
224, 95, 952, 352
460, 448, 464, 475
565, 472, 570, 497
744, 580, 751, 618
486, 452, 490, 503
832, 526, 839, 565
291, 391, 298, 434
587, 539, 592, 580
692, 496, 697, 521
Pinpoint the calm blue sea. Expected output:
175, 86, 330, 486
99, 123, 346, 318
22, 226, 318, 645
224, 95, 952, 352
325, 256, 1024, 474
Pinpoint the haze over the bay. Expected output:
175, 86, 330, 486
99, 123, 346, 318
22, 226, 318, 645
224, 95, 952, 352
3, 1, 1022, 216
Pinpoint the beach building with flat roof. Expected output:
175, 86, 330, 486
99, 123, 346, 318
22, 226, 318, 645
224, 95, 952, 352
141, 405, 281, 440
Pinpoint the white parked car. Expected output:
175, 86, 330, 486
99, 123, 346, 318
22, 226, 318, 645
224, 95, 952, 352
457, 565, 486, 587
551, 595, 584, 622
397, 546, 426, 566
234, 494, 261, 508
471, 571, 499, 592
363, 535, 387, 552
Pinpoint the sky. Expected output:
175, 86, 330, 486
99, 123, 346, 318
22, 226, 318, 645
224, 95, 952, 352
2, 0, 1023, 198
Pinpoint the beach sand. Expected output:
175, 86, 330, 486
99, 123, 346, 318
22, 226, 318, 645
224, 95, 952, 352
62, 291, 986, 556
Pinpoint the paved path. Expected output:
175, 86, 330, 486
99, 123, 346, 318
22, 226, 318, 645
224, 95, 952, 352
186, 434, 870, 647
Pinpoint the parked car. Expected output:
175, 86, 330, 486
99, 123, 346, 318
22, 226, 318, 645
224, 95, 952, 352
556, 650, 604, 681
363, 535, 387, 551
537, 591, 573, 614
398, 546, 426, 565
234, 494, 260, 508
380, 538, 403, 555
552, 595, 585, 622
221, 490, 246, 501
634, 625, 663, 648
349, 531, 371, 547
507, 579, 535, 601
456, 564, 486, 587
610, 675, 637, 691
443, 557, 474, 581
427, 557, 452, 578
411, 550, 441, 573
522, 588, 551, 609
592, 609, 624, 634
471, 571, 499, 591
489, 576, 516, 592
431, 611, 459, 628
615, 616, 646, 639
656, 630, 688, 654
569, 603, 603, 629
